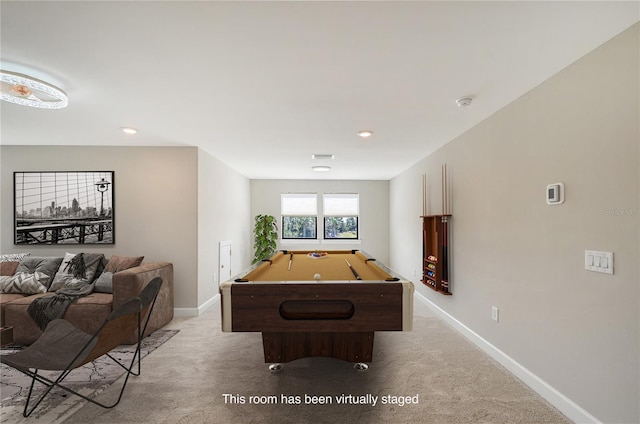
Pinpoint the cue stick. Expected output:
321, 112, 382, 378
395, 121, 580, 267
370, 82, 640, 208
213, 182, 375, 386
425, 172, 428, 216
422, 174, 426, 216
424, 173, 428, 216
442, 164, 445, 215
287, 252, 293, 271
444, 163, 449, 214
345, 259, 362, 280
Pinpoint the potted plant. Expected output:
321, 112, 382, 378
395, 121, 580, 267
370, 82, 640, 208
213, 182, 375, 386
252, 214, 278, 264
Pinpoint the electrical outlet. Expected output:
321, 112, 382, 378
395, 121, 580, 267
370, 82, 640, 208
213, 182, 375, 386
492, 306, 499, 322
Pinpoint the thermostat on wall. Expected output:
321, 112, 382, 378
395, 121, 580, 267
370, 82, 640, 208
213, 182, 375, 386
546, 182, 564, 205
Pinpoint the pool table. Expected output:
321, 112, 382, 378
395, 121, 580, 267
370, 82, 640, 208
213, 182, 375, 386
220, 250, 414, 368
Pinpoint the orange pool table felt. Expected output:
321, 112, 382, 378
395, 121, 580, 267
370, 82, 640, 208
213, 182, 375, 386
238, 250, 397, 282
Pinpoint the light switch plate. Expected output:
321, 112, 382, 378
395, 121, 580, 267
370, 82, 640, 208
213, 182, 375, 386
585, 250, 614, 275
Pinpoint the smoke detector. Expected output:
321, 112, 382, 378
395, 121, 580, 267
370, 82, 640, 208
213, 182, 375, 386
456, 97, 473, 108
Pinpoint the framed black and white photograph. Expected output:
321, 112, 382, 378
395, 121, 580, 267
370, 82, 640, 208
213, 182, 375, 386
14, 171, 115, 245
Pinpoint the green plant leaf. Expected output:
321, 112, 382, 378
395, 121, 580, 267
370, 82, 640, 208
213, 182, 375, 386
252, 214, 278, 264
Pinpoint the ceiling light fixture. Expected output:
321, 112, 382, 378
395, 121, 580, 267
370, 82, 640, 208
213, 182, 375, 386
0, 70, 68, 109
357, 130, 373, 138
312, 154, 335, 160
456, 97, 473, 108
312, 166, 331, 172
121, 127, 138, 135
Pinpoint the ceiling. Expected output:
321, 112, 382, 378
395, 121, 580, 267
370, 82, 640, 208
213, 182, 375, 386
1, 1, 638, 180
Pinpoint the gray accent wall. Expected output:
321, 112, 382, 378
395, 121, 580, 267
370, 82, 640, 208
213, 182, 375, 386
389, 24, 639, 423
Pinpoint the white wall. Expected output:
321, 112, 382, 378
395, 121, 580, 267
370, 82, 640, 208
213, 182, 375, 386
0, 146, 199, 310
197, 149, 251, 310
390, 24, 639, 424
250, 179, 390, 264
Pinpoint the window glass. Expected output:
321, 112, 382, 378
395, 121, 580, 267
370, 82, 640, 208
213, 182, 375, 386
282, 216, 317, 239
324, 216, 358, 239
323, 194, 359, 239
281, 194, 317, 239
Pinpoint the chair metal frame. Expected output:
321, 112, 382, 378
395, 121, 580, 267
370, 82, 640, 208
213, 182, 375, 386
1, 277, 163, 417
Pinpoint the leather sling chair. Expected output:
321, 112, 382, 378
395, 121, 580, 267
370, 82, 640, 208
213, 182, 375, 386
1, 277, 163, 417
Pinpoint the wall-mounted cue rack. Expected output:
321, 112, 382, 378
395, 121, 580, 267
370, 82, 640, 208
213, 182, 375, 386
421, 214, 451, 295
421, 164, 452, 295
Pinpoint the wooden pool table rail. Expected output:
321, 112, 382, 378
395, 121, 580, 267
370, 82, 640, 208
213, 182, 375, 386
225, 282, 409, 333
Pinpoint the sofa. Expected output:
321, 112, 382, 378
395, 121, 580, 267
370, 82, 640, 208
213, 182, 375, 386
0, 252, 174, 346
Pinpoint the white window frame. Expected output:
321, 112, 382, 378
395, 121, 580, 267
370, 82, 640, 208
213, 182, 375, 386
279, 192, 362, 245
322, 193, 360, 241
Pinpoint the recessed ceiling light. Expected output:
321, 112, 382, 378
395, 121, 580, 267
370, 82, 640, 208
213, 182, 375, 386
312, 154, 335, 160
121, 127, 138, 135
456, 97, 473, 108
0, 70, 68, 109
312, 166, 331, 172
357, 130, 373, 138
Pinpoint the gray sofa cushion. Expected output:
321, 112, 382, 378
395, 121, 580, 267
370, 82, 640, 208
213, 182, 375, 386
94, 255, 144, 294
15, 257, 63, 289
94, 271, 113, 293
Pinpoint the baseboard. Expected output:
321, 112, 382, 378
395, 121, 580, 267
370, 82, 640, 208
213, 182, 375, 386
173, 294, 220, 317
414, 291, 601, 424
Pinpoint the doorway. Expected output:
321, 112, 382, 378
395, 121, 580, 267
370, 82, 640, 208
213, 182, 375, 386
219, 240, 232, 286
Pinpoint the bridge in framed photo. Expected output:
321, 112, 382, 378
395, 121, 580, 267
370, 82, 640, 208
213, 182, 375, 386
14, 171, 114, 245
15, 218, 113, 244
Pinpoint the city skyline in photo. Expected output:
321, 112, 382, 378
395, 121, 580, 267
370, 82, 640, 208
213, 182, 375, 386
15, 171, 113, 219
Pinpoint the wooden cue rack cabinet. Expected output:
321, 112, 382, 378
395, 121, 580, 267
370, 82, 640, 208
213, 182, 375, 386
421, 215, 452, 295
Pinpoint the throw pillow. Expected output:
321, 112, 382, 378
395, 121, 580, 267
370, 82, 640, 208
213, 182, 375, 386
93, 256, 144, 294
49, 252, 105, 291
94, 271, 113, 293
104, 255, 144, 273
0, 261, 19, 276
15, 257, 64, 288
95, 256, 108, 280
1, 271, 49, 294
0, 252, 30, 262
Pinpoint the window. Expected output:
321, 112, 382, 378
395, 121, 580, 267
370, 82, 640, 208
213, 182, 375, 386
281, 193, 317, 239
323, 193, 359, 239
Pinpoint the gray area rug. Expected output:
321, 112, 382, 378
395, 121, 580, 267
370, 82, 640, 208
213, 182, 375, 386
0, 329, 178, 423
62, 304, 571, 424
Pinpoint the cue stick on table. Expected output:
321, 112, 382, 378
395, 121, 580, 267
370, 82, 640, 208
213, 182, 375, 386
287, 252, 293, 271
345, 259, 362, 280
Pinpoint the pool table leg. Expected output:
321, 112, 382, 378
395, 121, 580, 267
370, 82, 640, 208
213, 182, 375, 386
262, 331, 374, 364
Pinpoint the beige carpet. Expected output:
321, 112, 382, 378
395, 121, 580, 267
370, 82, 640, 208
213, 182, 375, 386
1, 330, 179, 423
62, 301, 571, 424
